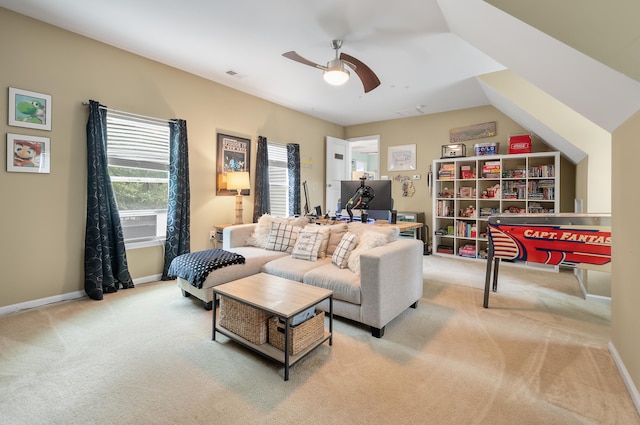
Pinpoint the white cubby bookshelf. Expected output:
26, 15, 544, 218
432, 151, 560, 260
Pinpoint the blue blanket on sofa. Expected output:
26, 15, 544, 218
167, 249, 245, 289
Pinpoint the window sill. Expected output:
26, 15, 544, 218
125, 238, 165, 250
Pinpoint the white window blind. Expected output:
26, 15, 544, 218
106, 113, 170, 245
106, 115, 170, 172
267, 142, 289, 217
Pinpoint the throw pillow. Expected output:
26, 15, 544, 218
326, 223, 348, 255
246, 214, 279, 248
331, 232, 359, 269
291, 229, 323, 261
347, 231, 389, 275
346, 222, 400, 242
287, 215, 310, 228
264, 222, 299, 252
304, 225, 331, 258
246, 214, 308, 248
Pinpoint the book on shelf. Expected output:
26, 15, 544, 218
482, 161, 501, 178
437, 200, 453, 217
456, 221, 477, 238
458, 244, 477, 258
437, 245, 454, 254
438, 163, 455, 180
460, 165, 475, 179
529, 165, 555, 177
504, 167, 526, 178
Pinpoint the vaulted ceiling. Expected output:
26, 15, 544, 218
2, 0, 640, 163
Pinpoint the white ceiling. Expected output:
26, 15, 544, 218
2, 0, 640, 138
0, 0, 506, 126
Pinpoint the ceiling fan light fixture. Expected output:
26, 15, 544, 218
323, 59, 350, 86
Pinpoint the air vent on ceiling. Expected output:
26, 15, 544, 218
395, 105, 426, 118
225, 70, 247, 79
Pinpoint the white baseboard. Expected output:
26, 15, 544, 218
0, 290, 86, 316
135, 274, 163, 285
585, 293, 611, 304
609, 341, 640, 416
575, 268, 611, 304
0, 274, 163, 316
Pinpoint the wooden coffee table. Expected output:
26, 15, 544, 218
212, 273, 333, 381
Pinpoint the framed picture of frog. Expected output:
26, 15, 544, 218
7, 133, 51, 173
8, 87, 52, 131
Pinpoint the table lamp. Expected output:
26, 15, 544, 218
226, 171, 250, 224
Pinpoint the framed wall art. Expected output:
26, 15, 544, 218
8, 87, 52, 131
449, 121, 496, 143
216, 133, 251, 195
7, 133, 51, 173
387, 144, 416, 171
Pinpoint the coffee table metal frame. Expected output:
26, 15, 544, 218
212, 273, 333, 381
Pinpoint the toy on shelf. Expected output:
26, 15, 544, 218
459, 205, 476, 218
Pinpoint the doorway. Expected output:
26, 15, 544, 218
325, 135, 380, 216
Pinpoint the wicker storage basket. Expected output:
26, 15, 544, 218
219, 297, 270, 344
268, 311, 325, 355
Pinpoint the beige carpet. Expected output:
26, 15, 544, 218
1, 256, 638, 425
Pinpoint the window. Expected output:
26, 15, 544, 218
267, 142, 288, 217
106, 113, 170, 245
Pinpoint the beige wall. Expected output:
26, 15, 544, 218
612, 109, 640, 399
345, 105, 561, 229
0, 9, 342, 307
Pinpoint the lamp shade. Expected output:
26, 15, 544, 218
226, 171, 250, 192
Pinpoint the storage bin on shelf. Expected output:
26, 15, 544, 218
268, 311, 325, 355
474, 142, 499, 156
219, 297, 270, 344
508, 134, 532, 154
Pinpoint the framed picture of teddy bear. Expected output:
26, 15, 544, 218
7, 133, 50, 174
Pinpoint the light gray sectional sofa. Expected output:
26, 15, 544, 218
177, 215, 424, 337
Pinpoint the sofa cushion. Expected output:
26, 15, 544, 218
246, 214, 308, 248
347, 231, 389, 275
261, 256, 330, 282
264, 222, 299, 252
326, 223, 348, 256
346, 222, 399, 242
198, 246, 288, 288
304, 224, 331, 258
331, 232, 359, 268
303, 264, 361, 304
291, 228, 323, 261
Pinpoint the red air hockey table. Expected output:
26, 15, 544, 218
484, 213, 611, 308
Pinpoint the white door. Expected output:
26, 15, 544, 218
326, 136, 350, 216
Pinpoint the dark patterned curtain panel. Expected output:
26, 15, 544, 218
162, 119, 191, 280
252, 136, 270, 222
84, 100, 134, 300
287, 143, 301, 216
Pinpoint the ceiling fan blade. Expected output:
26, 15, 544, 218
340, 53, 381, 93
282, 51, 326, 70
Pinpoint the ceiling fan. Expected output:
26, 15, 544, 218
282, 40, 381, 93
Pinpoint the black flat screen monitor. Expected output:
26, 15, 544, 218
340, 179, 393, 212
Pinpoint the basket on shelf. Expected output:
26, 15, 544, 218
268, 311, 325, 355
219, 297, 270, 344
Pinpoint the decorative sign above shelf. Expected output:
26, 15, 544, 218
449, 121, 496, 143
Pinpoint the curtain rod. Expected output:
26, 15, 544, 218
82, 101, 177, 124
